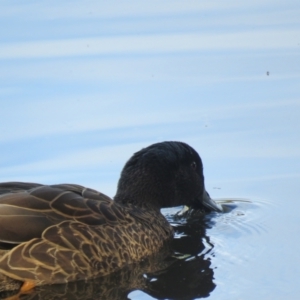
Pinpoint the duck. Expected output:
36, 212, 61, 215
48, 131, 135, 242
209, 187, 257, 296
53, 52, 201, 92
0, 141, 222, 294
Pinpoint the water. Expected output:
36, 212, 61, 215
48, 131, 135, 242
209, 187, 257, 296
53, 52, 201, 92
1, 0, 300, 299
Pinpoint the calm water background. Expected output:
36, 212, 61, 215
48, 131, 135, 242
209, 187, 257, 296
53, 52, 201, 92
1, 1, 300, 299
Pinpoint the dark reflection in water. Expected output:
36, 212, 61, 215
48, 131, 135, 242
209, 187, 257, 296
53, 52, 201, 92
1, 210, 221, 300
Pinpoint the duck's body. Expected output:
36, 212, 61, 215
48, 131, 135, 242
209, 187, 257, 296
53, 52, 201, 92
0, 141, 221, 292
0, 183, 172, 286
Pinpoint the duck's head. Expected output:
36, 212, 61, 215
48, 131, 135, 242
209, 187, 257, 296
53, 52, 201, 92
114, 141, 222, 213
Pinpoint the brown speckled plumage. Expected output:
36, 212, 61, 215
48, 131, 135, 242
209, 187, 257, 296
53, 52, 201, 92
0, 184, 172, 287
0, 141, 221, 293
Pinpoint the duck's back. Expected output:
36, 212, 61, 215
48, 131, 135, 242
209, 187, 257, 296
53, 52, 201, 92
0, 182, 173, 285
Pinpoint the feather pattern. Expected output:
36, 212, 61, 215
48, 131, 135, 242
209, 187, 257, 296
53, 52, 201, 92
0, 183, 172, 285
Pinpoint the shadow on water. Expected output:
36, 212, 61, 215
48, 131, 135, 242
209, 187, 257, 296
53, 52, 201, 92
1, 206, 240, 300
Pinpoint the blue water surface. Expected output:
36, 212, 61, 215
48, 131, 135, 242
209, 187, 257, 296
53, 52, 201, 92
1, 1, 300, 299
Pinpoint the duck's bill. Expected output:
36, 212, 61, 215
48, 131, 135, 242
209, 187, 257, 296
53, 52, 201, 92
202, 190, 223, 212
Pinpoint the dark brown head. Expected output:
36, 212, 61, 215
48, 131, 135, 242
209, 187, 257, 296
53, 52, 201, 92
114, 141, 222, 212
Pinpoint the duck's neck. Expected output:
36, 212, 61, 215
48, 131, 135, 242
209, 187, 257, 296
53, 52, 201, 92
114, 162, 176, 210
114, 192, 161, 212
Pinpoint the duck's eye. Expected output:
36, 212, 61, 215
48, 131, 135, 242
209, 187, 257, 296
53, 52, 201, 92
191, 161, 197, 170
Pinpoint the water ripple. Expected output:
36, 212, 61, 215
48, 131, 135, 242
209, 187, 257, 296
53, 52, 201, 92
205, 197, 274, 293
210, 198, 272, 238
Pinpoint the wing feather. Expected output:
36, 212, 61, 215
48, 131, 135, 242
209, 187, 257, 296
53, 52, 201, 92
0, 182, 118, 245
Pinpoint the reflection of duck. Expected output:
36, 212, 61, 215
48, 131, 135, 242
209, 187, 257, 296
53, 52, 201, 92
0, 141, 221, 295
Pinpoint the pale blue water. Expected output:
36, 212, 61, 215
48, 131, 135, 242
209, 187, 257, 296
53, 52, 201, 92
1, 1, 300, 299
